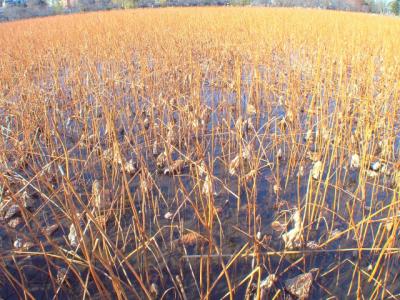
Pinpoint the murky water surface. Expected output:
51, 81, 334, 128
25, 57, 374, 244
0, 64, 399, 299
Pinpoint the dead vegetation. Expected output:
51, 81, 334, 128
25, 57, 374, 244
0, 7, 399, 300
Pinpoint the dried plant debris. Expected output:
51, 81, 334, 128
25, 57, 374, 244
122, 158, 139, 175
393, 170, 400, 188
68, 223, 80, 248
4, 204, 22, 221
271, 220, 287, 233
282, 209, 302, 249
385, 218, 394, 232
56, 268, 69, 285
311, 161, 322, 180
164, 211, 173, 220
273, 200, 289, 211
44, 224, 60, 236
94, 214, 110, 227
276, 148, 283, 160
178, 232, 206, 247
350, 154, 360, 169
201, 174, 213, 195
1, 8, 400, 300
306, 241, 320, 249
235, 117, 255, 136
366, 170, 379, 178
246, 103, 257, 116
307, 151, 320, 162
23, 241, 34, 249
156, 151, 167, 170
91, 180, 111, 211
68, 217, 87, 249
150, 283, 159, 298
152, 140, 159, 157
14, 238, 34, 249
370, 161, 381, 172
13, 238, 24, 249
260, 274, 278, 290
166, 123, 180, 145
229, 145, 252, 175
164, 159, 185, 175
273, 183, 281, 195
194, 160, 208, 177
229, 155, 241, 176
8, 217, 24, 228
284, 272, 313, 300
303, 129, 313, 142
297, 165, 305, 177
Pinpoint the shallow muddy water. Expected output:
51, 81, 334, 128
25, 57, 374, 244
0, 60, 399, 300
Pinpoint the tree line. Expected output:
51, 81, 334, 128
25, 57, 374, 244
0, 0, 399, 21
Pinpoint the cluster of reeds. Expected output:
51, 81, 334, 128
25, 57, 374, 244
0, 7, 399, 299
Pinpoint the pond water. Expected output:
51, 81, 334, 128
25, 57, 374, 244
0, 62, 399, 300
